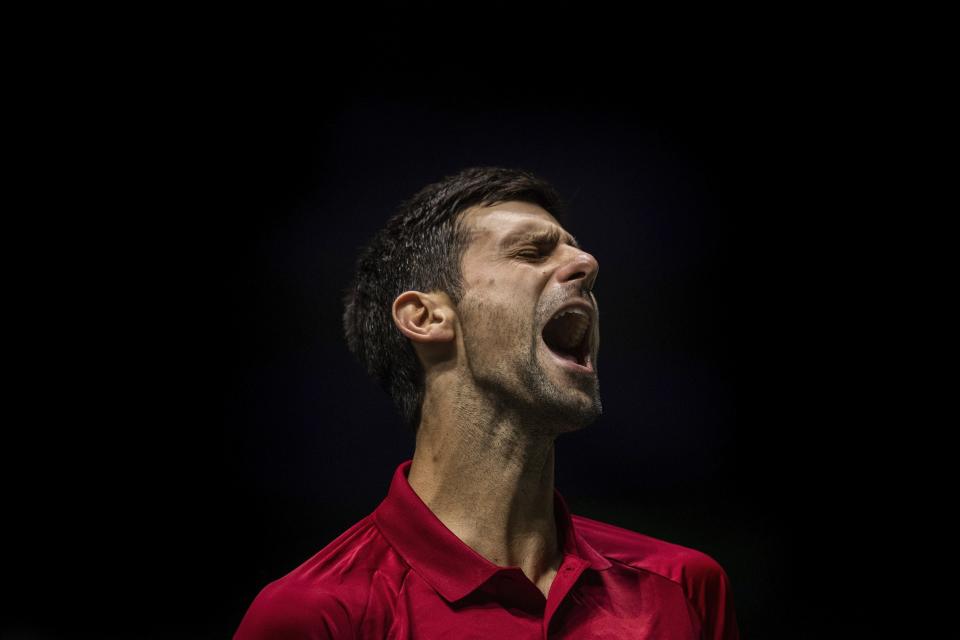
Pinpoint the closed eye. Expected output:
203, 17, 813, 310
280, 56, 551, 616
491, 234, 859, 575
516, 248, 546, 260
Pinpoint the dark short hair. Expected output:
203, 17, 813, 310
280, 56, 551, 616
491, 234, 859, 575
341, 166, 569, 437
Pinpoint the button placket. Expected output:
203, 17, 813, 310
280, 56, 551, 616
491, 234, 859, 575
543, 556, 587, 634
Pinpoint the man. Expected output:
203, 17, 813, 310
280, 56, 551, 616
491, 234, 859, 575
235, 166, 741, 638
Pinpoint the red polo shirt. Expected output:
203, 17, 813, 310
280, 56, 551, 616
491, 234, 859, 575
235, 459, 740, 639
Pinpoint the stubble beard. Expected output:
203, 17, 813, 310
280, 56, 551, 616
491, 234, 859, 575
459, 296, 602, 436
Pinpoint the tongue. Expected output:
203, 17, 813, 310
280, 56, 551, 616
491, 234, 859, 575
546, 343, 579, 364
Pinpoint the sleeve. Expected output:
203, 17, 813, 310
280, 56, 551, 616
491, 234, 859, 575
233, 581, 355, 640
681, 551, 741, 640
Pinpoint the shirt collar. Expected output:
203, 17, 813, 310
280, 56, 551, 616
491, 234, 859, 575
373, 459, 612, 603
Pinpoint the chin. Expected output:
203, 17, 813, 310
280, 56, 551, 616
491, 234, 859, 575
538, 388, 603, 434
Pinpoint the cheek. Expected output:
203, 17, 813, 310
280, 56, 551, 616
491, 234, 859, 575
462, 296, 531, 351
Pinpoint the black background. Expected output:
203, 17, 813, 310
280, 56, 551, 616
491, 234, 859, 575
5, 44, 913, 638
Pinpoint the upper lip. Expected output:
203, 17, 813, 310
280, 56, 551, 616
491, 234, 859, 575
542, 298, 597, 358
546, 299, 596, 326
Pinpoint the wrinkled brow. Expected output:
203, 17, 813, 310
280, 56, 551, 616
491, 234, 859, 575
501, 226, 581, 250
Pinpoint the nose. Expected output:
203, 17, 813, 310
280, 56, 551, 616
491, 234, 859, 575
556, 248, 599, 294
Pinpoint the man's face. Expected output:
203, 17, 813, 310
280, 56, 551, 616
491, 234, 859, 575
455, 201, 601, 434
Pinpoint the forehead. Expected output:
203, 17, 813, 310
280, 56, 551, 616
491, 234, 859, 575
459, 201, 575, 251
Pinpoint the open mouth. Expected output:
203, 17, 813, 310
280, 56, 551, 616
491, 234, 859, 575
541, 307, 592, 370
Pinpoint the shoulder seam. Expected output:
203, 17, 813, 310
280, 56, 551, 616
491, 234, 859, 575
605, 555, 684, 589
371, 512, 416, 575
606, 555, 706, 636
370, 517, 415, 640
356, 568, 378, 638
683, 586, 706, 638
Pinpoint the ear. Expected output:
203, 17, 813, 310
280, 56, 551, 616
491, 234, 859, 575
392, 290, 456, 345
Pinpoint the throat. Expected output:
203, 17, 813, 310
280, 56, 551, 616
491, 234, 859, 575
407, 440, 561, 577
534, 563, 561, 599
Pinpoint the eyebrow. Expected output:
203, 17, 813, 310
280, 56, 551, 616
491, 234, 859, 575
500, 226, 581, 250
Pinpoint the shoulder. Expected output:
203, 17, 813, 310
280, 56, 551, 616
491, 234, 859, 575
573, 513, 740, 640
234, 514, 410, 640
573, 513, 727, 583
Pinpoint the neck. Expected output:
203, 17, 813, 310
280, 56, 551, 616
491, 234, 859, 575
407, 380, 564, 590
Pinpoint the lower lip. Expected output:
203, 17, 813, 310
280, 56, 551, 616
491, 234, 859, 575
540, 337, 595, 376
